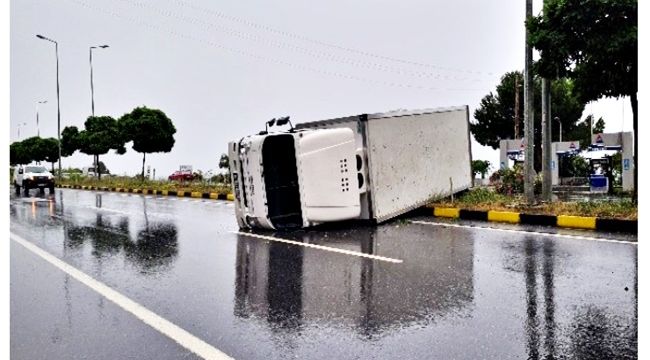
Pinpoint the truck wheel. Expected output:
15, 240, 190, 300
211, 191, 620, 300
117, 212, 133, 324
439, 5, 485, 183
23, 186, 30, 196
14, 184, 20, 195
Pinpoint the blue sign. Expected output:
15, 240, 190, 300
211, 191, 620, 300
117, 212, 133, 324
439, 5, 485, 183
624, 159, 630, 170
551, 161, 555, 170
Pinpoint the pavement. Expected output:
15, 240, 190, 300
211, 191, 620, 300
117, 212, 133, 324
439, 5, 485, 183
10, 188, 638, 359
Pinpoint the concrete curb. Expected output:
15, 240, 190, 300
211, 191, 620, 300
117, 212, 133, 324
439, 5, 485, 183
427, 206, 637, 234
56, 184, 235, 201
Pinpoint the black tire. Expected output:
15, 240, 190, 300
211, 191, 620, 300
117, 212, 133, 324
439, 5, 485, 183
39, 187, 45, 194
14, 184, 20, 196
49, 185, 55, 194
23, 186, 29, 196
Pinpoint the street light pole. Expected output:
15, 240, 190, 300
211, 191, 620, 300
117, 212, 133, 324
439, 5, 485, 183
17, 122, 27, 140
36, 100, 47, 137
89, 45, 109, 117
89, 44, 109, 175
36, 34, 62, 179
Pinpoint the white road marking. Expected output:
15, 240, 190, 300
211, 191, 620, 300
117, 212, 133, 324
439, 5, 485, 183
10, 232, 233, 360
234, 231, 403, 263
410, 220, 637, 245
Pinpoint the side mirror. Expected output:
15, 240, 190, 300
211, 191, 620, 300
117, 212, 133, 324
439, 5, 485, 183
18, 168, 23, 174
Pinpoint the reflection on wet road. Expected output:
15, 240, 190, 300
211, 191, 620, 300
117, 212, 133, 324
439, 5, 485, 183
10, 189, 637, 359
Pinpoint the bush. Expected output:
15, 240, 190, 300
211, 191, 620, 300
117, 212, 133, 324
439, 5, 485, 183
490, 164, 541, 195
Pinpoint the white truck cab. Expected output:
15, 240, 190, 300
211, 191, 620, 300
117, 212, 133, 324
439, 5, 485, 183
13, 165, 56, 195
229, 127, 362, 230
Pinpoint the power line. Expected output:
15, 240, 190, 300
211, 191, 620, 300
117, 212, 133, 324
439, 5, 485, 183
69, 0, 488, 93
116, 0, 493, 83
170, 0, 499, 77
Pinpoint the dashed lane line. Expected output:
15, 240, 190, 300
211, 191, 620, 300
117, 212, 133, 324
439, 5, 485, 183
234, 231, 403, 263
10, 232, 233, 360
410, 220, 637, 245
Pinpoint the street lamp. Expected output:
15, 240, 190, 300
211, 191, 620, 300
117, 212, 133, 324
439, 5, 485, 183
36, 100, 47, 137
16, 122, 27, 140
36, 34, 62, 179
89, 44, 109, 116
554, 116, 562, 142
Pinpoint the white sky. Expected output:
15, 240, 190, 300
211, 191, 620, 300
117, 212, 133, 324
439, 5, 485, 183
10, 0, 634, 178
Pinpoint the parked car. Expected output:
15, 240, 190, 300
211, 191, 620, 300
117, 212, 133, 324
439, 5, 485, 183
13, 165, 55, 195
168, 170, 194, 181
82, 165, 110, 178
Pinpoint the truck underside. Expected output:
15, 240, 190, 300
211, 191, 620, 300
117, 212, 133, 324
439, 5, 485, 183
262, 135, 303, 229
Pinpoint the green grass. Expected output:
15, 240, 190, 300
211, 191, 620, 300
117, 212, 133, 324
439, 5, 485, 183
58, 176, 232, 195
433, 187, 637, 220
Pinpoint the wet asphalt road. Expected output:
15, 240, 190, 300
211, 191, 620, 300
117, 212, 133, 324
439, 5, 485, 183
10, 188, 637, 359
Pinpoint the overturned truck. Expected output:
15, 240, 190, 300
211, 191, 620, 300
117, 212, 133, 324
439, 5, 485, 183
228, 106, 473, 230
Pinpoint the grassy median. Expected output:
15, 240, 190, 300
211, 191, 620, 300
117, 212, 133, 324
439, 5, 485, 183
58, 176, 232, 195
432, 187, 637, 220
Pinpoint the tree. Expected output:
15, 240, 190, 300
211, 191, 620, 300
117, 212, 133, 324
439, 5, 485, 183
20, 137, 47, 164
61, 126, 81, 157
77, 116, 125, 180
40, 138, 60, 172
528, 0, 637, 199
119, 107, 176, 179
10, 142, 30, 166
471, 160, 491, 179
471, 71, 585, 170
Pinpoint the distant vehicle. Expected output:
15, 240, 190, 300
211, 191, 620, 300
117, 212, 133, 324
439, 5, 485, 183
13, 165, 55, 195
82, 166, 110, 178
168, 170, 194, 181
228, 106, 473, 230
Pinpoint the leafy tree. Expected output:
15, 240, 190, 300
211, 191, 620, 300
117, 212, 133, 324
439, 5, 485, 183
471, 71, 585, 170
97, 161, 110, 175
20, 137, 47, 164
10, 142, 30, 166
61, 126, 81, 157
528, 0, 637, 199
471, 160, 491, 179
119, 106, 176, 179
40, 137, 60, 172
77, 116, 125, 180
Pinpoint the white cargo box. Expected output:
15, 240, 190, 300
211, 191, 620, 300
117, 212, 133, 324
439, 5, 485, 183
295, 105, 473, 222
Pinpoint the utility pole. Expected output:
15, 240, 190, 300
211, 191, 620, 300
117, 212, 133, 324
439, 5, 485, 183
541, 78, 552, 201
541, 0, 552, 202
524, 0, 535, 204
514, 75, 520, 139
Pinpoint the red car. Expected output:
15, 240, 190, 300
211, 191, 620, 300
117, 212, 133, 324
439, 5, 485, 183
168, 170, 194, 181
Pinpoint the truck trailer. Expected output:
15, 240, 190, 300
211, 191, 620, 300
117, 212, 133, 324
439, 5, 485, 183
228, 106, 473, 230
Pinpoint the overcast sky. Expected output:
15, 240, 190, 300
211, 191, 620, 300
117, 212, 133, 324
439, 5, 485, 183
10, 0, 633, 178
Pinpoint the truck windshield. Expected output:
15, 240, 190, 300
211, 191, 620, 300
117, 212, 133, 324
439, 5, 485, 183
25, 166, 47, 173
